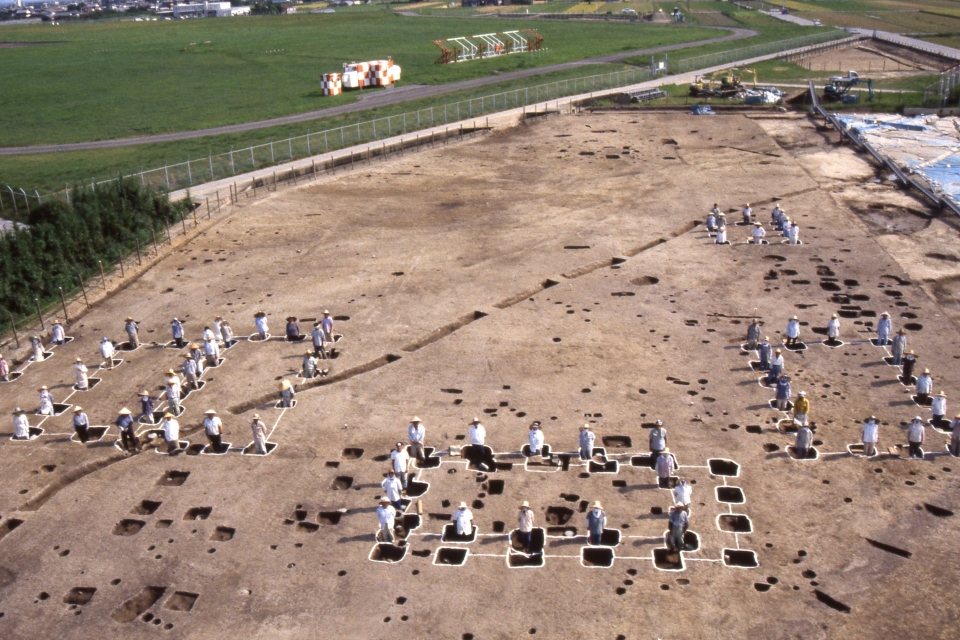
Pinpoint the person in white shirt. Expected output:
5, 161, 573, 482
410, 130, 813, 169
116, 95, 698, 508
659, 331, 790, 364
162, 412, 180, 454
453, 502, 474, 537
876, 312, 892, 345
517, 501, 535, 553
51, 321, 66, 346
302, 351, 319, 379
377, 498, 397, 543
311, 322, 327, 359
715, 224, 728, 245
750, 222, 766, 245
528, 421, 545, 456
171, 318, 185, 348
100, 336, 116, 369
408, 417, 426, 463
827, 314, 841, 344
788, 222, 800, 245
932, 391, 947, 428
742, 203, 752, 225
468, 418, 485, 446
124, 317, 139, 348
74, 357, 89, 390
861, 416, 879, 457
251, 414, 268, 455
785, 316, 800, 346
30, 336, 45, 362
12, 407, 30, 440
578, 424, 595, 460
213, 317, 224, 344
203, 326, 216, 343
907, 416, 925, 459
203, 338, 220, 368
656, 449, 675, 488
321, 311, 334, 342
164, 370, 182, 416
189, 343, 205, 374
390, 442, 411, 490
182, 354, 199, 390
220, 320, 236, 348
381, 469, 404, 511
673, 479, 692, 507
38, 386, 54, 415
254, 311, 269, 341
203, 409, 223, 453
915, 369, 933, 405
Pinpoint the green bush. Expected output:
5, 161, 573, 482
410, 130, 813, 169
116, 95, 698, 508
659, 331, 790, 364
0, 180, 187, 319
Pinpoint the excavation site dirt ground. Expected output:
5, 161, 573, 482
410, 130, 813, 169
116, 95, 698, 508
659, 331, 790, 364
1, 110, 959, 639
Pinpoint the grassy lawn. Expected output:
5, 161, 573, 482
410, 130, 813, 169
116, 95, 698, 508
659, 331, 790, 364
0, 13, 717, 146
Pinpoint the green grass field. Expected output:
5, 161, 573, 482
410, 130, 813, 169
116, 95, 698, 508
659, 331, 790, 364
0, 13, 717, 146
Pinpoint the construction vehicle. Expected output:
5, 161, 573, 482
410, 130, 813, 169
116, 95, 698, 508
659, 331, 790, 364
823, 71, 874, 104
689, 68, 756, 98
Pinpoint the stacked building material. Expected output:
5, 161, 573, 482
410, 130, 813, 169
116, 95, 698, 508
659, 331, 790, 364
326, 59, 401, 93
320, 72, 342, 96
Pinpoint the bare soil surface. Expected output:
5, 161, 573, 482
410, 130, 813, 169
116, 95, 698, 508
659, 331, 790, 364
1, 111, 959, 639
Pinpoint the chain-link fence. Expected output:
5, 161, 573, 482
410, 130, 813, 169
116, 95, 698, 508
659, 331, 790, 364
674, 30, 848, 73
924, 63, 960, 107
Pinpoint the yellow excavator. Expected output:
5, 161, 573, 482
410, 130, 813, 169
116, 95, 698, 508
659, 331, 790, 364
689, 68, 757, 98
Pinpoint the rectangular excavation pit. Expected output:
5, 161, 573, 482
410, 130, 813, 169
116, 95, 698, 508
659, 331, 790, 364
0, 518, 23, 541
71, 426, 108, 443
464, 445, 497, 472
507, 550, 544, 568
111, 586, 166, 623
241, 441, 277, 456
510, 528, 545, 554
185, 443, 206, 456
546, 526, 577, 537
442, 524, 477, 543
1, 371, 23, 382
545, 506, 574, 526
486, 479, 504, 495
112, 519, 146, 536
45, 403, 72, 416
630, 455, 656, 469
434, 547, 469, 566
157, 470, 190, 486
63, 586, 97, 605
405, 481, 429, 497
707, 459, 740, 477
787, 446, 819, 461
330, 476, 353, 491
369, 543, 407, 563
297, 522, 320, 533
73, 378, 102, 391
210, 526, 235, 541
341, 447, 364, 460
183, 507, 212, 521
717, 514, 752, 533
521, 444, 552, 458
115, 342, 139, 352
601, 436, 632, 448
201, 441, 231, 456
401, 514, 422, 533
318, 512, 343, 525
131, 500, 162, 515
581, 546, 615, 568
723, 549, 758, 568
716, 487, 745, 504
164, 591, 199, 612
598, 529, 621, 547
588, 460, 619, 474
653, 548, 684, 571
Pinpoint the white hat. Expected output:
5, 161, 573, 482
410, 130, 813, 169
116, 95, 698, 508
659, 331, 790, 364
792, 315, 798, 320
73, 406, 83, 412
471, 417, 480, 424
411, 416, 421, 423
163, 412, 174, 418
592, 501, 602, 509
323, 310, 330, 315
798, 391, 806, 396
459, 501, 468, 509
379, 497, 390, 503
118, 408, 132, 415
520, 501, 530, 508
205, 409, 217, 415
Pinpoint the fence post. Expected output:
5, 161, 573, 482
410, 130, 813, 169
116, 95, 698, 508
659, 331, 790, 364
165, 220, 171, 244
270, 141, 275, 163
230, 148, 235, 174
180, 210, 187, 234
307, 132, 311, 156
35, 298, 44, 330
136, 238, 142, 266
59, 287, 68, 321
187, 158, 192, 185
206, 198, 211, 219
209, 154, 214, 180
165, 165, 170, 190
119, 256, 124, 278
216, 190, 221, 213
99, 261, 106, 289
8, 312, 18, 348
289, 137, 293, 159
152, 229, 159, 255
251, 147, 256, 168
193, 205, 199, 226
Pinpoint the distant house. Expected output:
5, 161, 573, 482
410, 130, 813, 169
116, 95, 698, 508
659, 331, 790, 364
280, 3, 295, 12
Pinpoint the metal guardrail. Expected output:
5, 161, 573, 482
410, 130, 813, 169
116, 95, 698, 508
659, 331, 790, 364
674, 30, 848, 73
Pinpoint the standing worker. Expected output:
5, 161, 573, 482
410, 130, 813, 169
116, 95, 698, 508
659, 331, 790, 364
862, 416, 879, 457
667, 503, 689, 554
469, 418, 486, 446
116, 407, 138, 453
793, 390, 809, 426
278, 380, 295, 408
932, 391, 948, 428
758, 336, 773, 371
785, 316, 800, 347
220, 319, 236, 348
767, 348, 784, 385
254, 311, 269, 341
182, 354, 199, 391
750, 222, 765, 245
891, 329, 907, 365
390, 442, 411, 490
302, 351, 319, 379
285, 317, 302, 341
124, 317, 139, 348
649, 420, 667, 460
203, 409, 224, 453
377, 498, 397, 544
794, 424, 813, 459
74, 357, 89, 390
775, 374, 791, 411
673, 479, 692, 508
203, 326, 216, 343
321, 311, 334, 342
827, 314, 841, 344
742, 203, 752, 225
250, 413, 268, 455
38, 386, 54, 415
901, 350, 918, 383
0, 353, 9, 382
715, 216, 729, 245
189, 343, 205, 374
586, 501, 606, 546
161, 412, 181, 454
12, 408, 30, 440
453, 502, 474, 537
203, 337, 220, 368
164, 369, 182, 416
51, 320, 66, 346
915, 369, 933, 405
746, 319, 761, 350
100, 336, 116, 369
517, 501, 535, 553
528, 421, 545, 456
72, 406, 91, 443
877, 312, 892, 345
171, 318, 185, 348
311, 322, 327, 359
213, 317, 224, 344
788, 221, 800, 245
31, 336, 45, 362
408, 417, 426, 463
381, 469, 404, 511
656, 449, 675, 488
706, 207, 718, 232
139, 389, 156, 424
907, 416, 925, 459
579, 424, 595, 461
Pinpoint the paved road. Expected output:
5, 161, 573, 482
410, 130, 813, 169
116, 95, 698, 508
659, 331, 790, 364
0, 27, 755, 156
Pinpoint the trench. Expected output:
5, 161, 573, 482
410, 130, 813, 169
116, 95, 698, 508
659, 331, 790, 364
814, 590, 851, 614
865, 538, 912, 558
112, 586, 167, 624
401, 311, 489, 353
581, 547, 614, 567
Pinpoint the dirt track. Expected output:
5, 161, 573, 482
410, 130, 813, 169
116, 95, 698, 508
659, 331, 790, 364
0, 111, 959, 638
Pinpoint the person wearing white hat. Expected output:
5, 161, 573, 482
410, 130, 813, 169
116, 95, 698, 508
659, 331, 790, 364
278, 379, 295, 408
116, 407, 138, 452
793, 391, 810, 427
381, 469, 404, 511
453, 501, 474, 537
785, 316, 800, 347
0, 352, 8, 381
321, 311, 333, 342
861, 416, 879, 457
758, 336, 772, 371
51, 320, 66, 346
164, 370, 182, 416
771, 203, 784, 228
746, 319, 761, 351
667, 503, 689, 554
767, 349, 784, 385
390, 442, 411, 490
517, 501, 535, 553
788, 220, 800, 245
794, 424, 813, 459
901, 350, 918, 384
171, 318, 185, 348
203, 409, 223, 453
950, 414, 960, 457
251, 414, 268, 455
74, 357, 89, 390
742, 203, 752, 225
182, 354, 199, 390
717, 211, 726, 231
310, 322, 327, 360
673, 479, 692, 508
302, 351, 319, 379
932, 391, 948, 428
907, 416, 925, 459
73, 406, 90, 443
99, 336, 116, 369
827, 313, 841, 344
705, 206, 718, 232
38, 386, 54, 415
407, 417, 426, 463
12, 407, 30, 440
203, 336, 220, 368
656, 448, 675, 488
915, 369, 933, 405
124, 317, 139, 348
528, 421, 545, 457
468, 418, 485, 446
220, 319, 236, 348
138, 389, 156, 424
876, 311, 892, 346
891, 329, 907, 365
649, 420, 667, 460
578, 424, 595, 461
715, 215, 729, 245
377, 497, 397, 543
254, 311, 269, 341
213, 317, 224, 345
750, 222, 765, 245
30, 335, 45, 362
586, 501, 606, 545
161, 412, 180, 454
188, 343, 205, 374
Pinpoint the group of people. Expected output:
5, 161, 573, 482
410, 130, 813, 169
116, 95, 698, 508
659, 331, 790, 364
706, 203, 800, 246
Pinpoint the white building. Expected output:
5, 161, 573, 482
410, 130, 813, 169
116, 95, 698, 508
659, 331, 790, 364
172, 1, 232, 17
